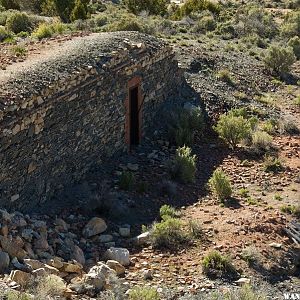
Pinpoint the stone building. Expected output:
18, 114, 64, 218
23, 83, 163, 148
0, 32, 183, 209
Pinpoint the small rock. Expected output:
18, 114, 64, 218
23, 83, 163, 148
134, 231, 150, 245
235, 278, 251, 285
119, 225, 130, 238
143, 269, 153, 280
0, 251, 10, 273
269, 242, 282, 249
106, 260, 125, 276
83, 217, 107, 238
104, 247, 130, 266
127, 163, 138, 171
11, 257, 32, 272
32, 268, 47, 277
98, 234, 113, 243
48, 257, 64, 269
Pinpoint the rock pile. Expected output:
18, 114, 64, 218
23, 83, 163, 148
0, 209, 135, 296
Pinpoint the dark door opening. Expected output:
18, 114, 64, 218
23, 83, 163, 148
129, 86, 140, 146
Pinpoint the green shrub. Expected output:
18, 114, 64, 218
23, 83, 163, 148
173, 0, 220, 20
280, 204, 300, 218
70, 0, 88, 22
251, 131, 272, 153
124, 0, 167, 15
280, 11, 300, 38
0, 0, 19, 9
3, 290, 31, 300
168, 107, 205, 146
94, 15, 107, 27
160, 204, 179, 220
119, 171, 135, 191
108, 16, 143, 32
11, 45, 26, 56
150, 217, 188, 249
202, 251, 236, 278
241, 246, 260, 265
32, 22, 53, 39
6, 12, 31, 34
170, 146, 197, 184
216, 69, 235, 85
35, 275, 66, 299
209, 169, 232, 201
0, 25, 11, 41
288, 36, 300, 60
227, 284, 266, 300
239, 188, 249, 198
263, 155, 283, 173
128, 286, 160, 300
263, 45, 296, 75
281, 119, 300, 134
214, 113, 251, 149
194, 15, 216, 32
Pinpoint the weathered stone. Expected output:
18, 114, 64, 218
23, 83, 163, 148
71, 245, 85, 266
9, 270, 32, 287
83, 263, 116, 290
0, 251, 10, 273
133, 231, 150, 245
104, 247, 130, 266
106, 260, 125, 276
0, 236, 27, 260
24, 259, 44, 270
32, 268, 47, 277
98, 234, 113, 243
83, 217, 107, 238
63, 262, 83, 274
119, 225, 131, 238
48, 257, 64, 269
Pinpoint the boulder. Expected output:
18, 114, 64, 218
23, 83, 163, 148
63, 262, 83, 274
47, 257, 64, 269
32, 268, 47, 277
9, 270, 32, 287
83, 217, 107, 238
24, 259, 44, 270
0, 251, 10, 273
0, 236, 27, 260
71, 245, 85, 266
104, 247, 130, 266
83, 263, 116, 290
106, 260, 125, 276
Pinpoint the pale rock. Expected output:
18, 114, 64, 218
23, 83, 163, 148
83, 217, 107, 238
83, 263, 116, 290
0, 251, 10, 273
104, 247, 130, 266
9, 270, 32, 287
235, 278, 251, 285
44, 264, 60, 275
106, 260, 125, 276
269, 242, 282, 249
134, 231, 150, 245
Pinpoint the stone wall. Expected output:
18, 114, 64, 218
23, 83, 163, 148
0, 32, 183, 210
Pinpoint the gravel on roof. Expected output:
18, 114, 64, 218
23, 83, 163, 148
0, 32, 168, 104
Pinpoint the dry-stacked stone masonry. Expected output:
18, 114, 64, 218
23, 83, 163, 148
0, 32, 183, 210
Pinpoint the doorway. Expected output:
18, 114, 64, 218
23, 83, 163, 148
129, 86, 140, 146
